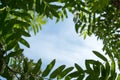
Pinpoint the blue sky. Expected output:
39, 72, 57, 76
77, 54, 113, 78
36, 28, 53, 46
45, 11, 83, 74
23, 12, 104, 68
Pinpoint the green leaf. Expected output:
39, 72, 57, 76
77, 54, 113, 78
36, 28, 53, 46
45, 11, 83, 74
50, 65, 66, 79
10, 10, 32, 21
110, 61, 115, 75
80, 24, 86, 33
75, 20, 82, 33
105, 62, 110, 77
49, 7, 60, 18
75, 23, 80, 33
108, 72, 117, 80
32, 59, 42, 74
75, 24, 80, 33
14, 43, 20, 51
86, 75, 99, 80
77, 75, 85, 80
67, 71, 79, 78
65, 76, 71, 80
82, 15, 87, 22
75, 63, 84, 73
85, 60, 102, 77
58, 67, 74, 79
101, 65, 107, 79
19, 38, 30, 48
7, 40, 17, 50
63, 9, 68, 18
1, 68, 12, 80
79, 7, 90, 14
23, 58, 28, 73
85, 60, 93, 73
42, 59, 56, 77
6, 33, 21, 43
5, 49, 23, 58
88, 24, 91, 35
93, 51, 108, 62
107, 50, 114, 61
22, 31, 31, 37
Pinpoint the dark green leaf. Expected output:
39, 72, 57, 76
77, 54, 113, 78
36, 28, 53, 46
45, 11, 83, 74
86, 75, 99, 80
32, 59, 42, 74
75, 23, 80, 33
22, 31, 31, 37
1, 68, 12, 80
50, 65, 66, 79
5, 49, 23, 58
85, 60, 93, 73
88, 24, 91, 35
75, 63, 84, 73
93, 51, 108, 62
105, 62, 110, 77
67, 71, 79, 78
10, 10, 32, 20
80, 24, 86, 33
80, 7, 90, 14
77, 74, 84, 80
6, 33, 21, 43
19, 38, 30, 48
108, 72, 117, 80
65, 76, 71, 80
7, 40, 17, 50
58, 67, 74, 79
42, 59, 56, 77
63, 9, 68, 18
23, 58, 28, 73
101, 65, 107, 80
110, 61, 115, 76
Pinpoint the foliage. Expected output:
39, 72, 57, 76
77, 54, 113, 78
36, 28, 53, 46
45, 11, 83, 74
1, 55, 74, 80
0, 0, 120, 80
